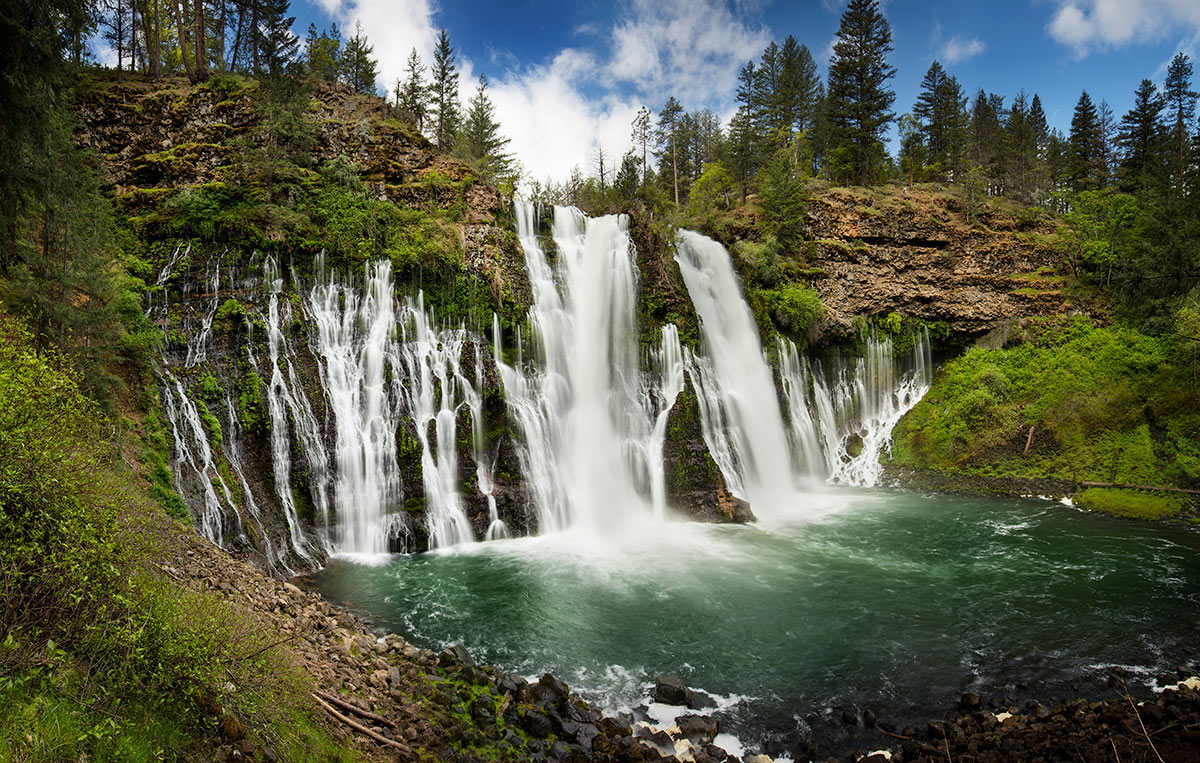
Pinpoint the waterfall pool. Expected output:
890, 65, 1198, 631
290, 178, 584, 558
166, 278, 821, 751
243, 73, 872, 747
308, 487, 1200, 756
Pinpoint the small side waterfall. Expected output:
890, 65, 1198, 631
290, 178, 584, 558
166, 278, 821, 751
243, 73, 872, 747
497, 202, 683, 533
674, 231, 799, 517
779, 329, 931, 486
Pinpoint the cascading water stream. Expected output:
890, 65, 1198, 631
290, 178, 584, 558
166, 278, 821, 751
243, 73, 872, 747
674, 231, 799, 517
778, 328, 932, 486
498, 202, 683, 534
396, 294, 477, 549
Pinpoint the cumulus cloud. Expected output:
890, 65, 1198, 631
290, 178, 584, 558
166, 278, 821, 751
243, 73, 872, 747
327, 0, 440, 94
940, 36, 986, 64
1047, 0, 1200, 57
331, 0, 767, 183
607, 0, 770, 106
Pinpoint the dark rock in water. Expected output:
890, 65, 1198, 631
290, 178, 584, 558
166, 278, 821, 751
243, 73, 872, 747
840, 708, 858, 726
862, 707, 876, 727
960, 691, 981, 710
653, 674, 701, 708
438, 643, 474, 669
662, 379, 756, 525
642, 729, 676, 755
676, 713, 720, 743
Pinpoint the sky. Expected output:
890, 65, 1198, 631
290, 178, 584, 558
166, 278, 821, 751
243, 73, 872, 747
176, 1, 1200, 184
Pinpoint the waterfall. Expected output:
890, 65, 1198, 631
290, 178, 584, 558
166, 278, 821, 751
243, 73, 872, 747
307, 257, 478, 553
497, 202, 682, 533
672, 230, 934, 508
395, 294, 476, 549
779, 328, 932, 486
674, 231, 799, 517
160, 374, 242, 546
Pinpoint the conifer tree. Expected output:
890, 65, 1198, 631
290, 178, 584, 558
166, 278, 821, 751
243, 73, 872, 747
657, 96, 684, 204
825, 0, 896, 185
430, 28, 460, 152
305, 23, 340, 81
1117, 79, 1165, 193
631, 106, 652, 186
457, 74, 513, 183
340, 21, 377, 95
256, 0, 298, 77
395, 48, 428, 131
914, 61, 966, 179
1068, 91, 1106, 192
1163, 53, 1196, 188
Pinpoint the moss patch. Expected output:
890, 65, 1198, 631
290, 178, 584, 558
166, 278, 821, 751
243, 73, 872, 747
1073, 488, 1188, 520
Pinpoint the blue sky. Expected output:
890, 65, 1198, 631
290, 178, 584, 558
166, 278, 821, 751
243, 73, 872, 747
294, 0, 1200, 183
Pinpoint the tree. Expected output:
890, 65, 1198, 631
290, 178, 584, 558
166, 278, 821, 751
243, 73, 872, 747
340, 21, 377, 95
305, 23, 340, 81
614, 150, 640, 201
825, 0, 896, 185
1068, 91, 1105, 192
913, 61, 966, 180
758, 149, 805, 245
456, 75, 513, 184
657, 96, 684, 204
1117, 79, 1165, 193
727, 109, 756, 203
102, 0, 133, 77
1163, 53, 1197, 189
430, 28, 460, 152
256, 0, 298, 77
631, 106, 652, 186
395, 48, 428, 130
686, 163, 733, 221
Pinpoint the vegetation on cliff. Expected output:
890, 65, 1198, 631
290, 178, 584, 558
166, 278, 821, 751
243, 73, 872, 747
890, 316, 1200, 517
0, 311, 346, 760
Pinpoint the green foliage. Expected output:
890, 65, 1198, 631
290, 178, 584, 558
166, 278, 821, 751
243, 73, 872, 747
238, 366, 265, 436
685, 163, 733, 221
0, 310, 339, 759
759, 283, 825, 341
1074, 488, 1188, 520
194, 397, 223, 448
757, 149, 807, 245
891, 317, 1200, 490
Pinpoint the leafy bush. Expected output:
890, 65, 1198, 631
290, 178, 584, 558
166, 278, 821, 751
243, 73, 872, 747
760, 283, 825, 340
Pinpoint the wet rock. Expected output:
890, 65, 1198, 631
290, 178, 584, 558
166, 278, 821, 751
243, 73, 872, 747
654, 674, 701, 708
522, 710, 554, 737
960, 692, 981, 711
676, 713, 720, 743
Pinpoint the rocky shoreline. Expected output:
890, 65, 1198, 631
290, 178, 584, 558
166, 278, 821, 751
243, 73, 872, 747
167, 498, 1200, 763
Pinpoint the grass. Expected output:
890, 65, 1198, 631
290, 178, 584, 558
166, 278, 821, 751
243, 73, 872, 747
1073, 488, 1189, 520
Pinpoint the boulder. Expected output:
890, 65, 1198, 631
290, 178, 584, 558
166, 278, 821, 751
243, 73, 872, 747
653, 674, 701, 709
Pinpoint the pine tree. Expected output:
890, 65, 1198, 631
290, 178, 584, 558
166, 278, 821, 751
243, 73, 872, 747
1068, 91, 1106, 192
305, 23, 340, 81
825, 0, 896, 185
1117, 79, 1165, 193
256, 0, 297, 77
657, 96, 684, 205
340, 21, 377, 95
430, 28, 460, 152
456, 75, 513, 183
727, 108, 756, 203
1163, 53, 1197, 188
631, 106, 652, 186
396, 48, 428, 131
913, 61, 962, 179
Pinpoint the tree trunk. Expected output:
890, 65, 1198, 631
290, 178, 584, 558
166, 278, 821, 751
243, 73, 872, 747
173, 0, 195, 79
192, 0, 208, 81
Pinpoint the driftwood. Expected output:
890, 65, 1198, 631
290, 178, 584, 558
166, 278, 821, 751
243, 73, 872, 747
314, 689, 397, 729
1024, 424, 1036, 456
312, 694, 410, 753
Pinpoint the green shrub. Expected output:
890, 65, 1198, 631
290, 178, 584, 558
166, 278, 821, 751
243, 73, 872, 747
761, 283, 825, 339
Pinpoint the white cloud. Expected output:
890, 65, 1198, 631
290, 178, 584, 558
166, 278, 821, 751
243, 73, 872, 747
606, 0, 770, 106
940, 36, 986, 64
329, 0, 439, 94
489, 53, 643, 186
342, 0, 767, 184
1047, 0, 1200, 57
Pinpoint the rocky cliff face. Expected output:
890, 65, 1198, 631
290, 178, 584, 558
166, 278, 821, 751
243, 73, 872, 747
802, 185, 1068, 335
